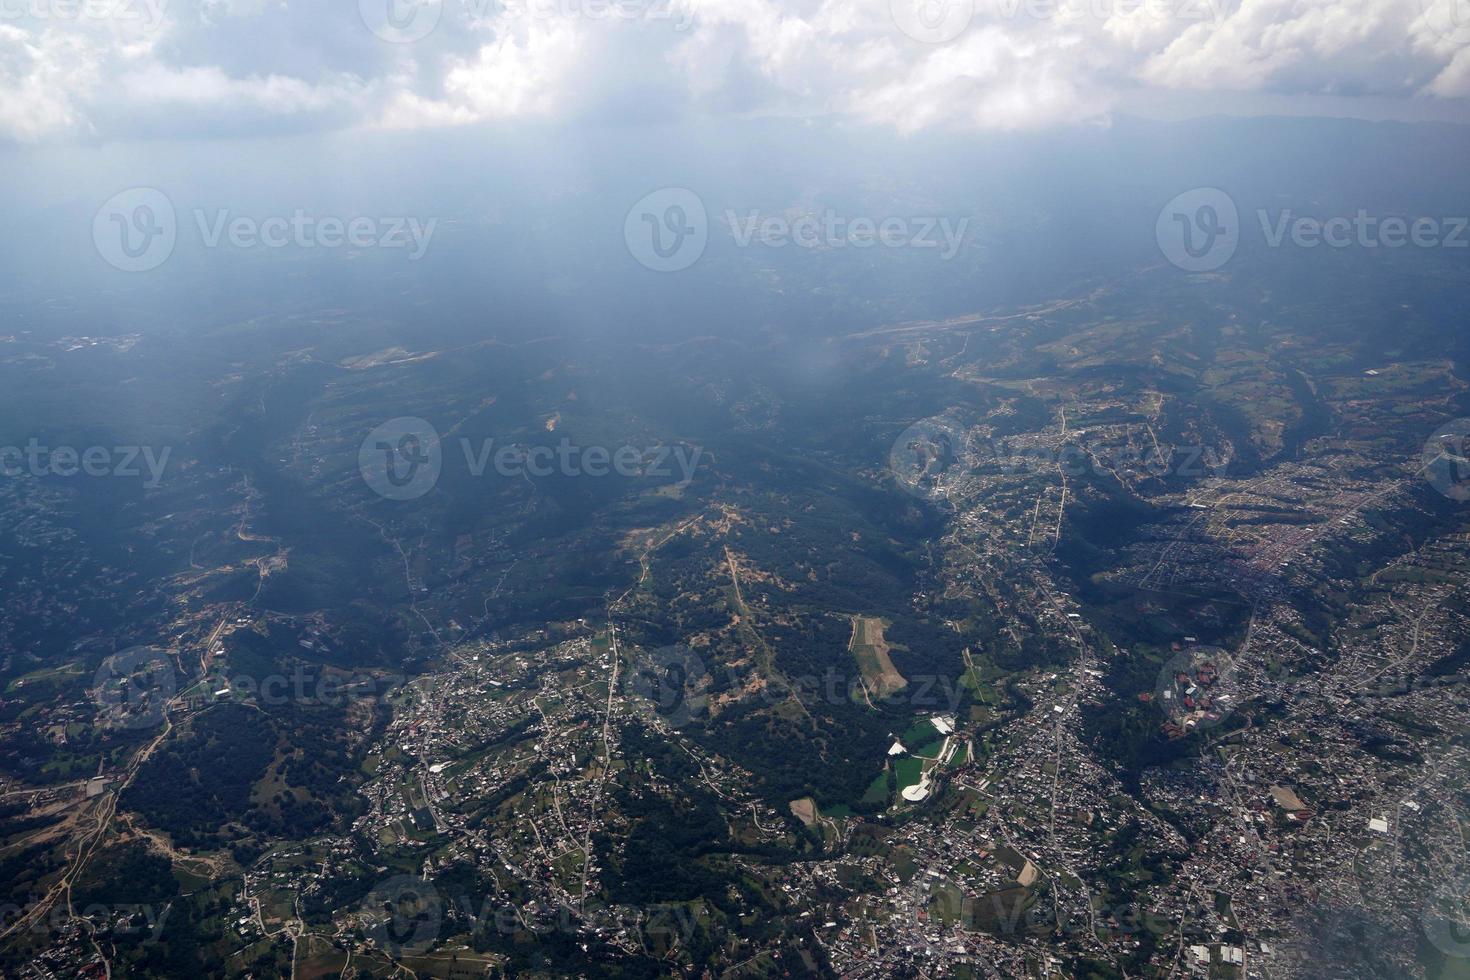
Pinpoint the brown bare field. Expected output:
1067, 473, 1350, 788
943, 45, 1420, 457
848, 616, 907, 699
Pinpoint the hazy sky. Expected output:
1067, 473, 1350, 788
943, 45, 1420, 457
2, 0, 1469, 144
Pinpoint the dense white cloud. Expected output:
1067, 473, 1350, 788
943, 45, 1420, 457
1142, 0, 1434, 94
0, 0, 1464, 142
0, 24, 102, 140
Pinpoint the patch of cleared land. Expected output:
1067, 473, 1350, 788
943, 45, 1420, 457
848, 615, 907, 699
789, 797, 818, 827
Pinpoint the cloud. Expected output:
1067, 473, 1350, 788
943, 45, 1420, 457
0, 24, 103, 141
1140, 0, 1436, 95
854, 27, 1111, 131
0, 0, 1465, 143
378, 11, 583, 127
117, 63, 366, 112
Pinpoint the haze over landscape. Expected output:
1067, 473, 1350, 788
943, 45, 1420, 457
2, 2, 1470, 978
